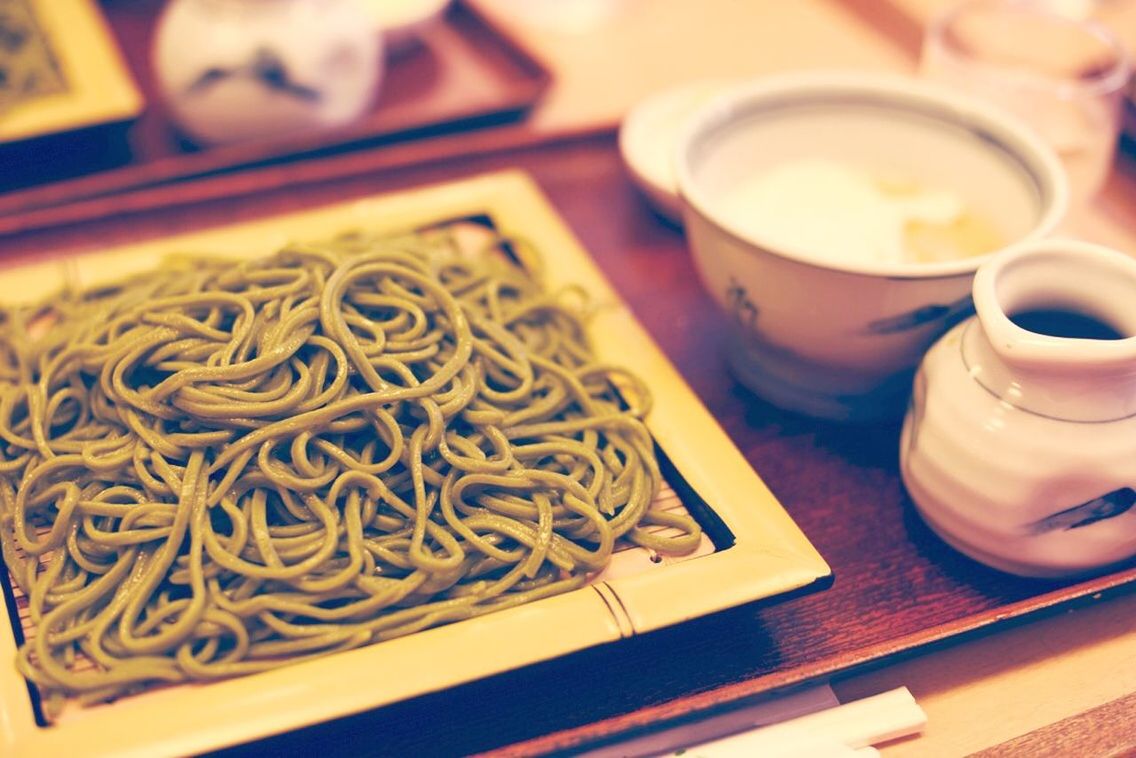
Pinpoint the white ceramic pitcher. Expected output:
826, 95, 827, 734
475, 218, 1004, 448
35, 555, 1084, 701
153, 0, 382, 145
901, 239, 1136, 577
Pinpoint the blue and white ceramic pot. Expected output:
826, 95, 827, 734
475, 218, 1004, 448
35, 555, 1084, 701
902, 239, 1136, 577
153, 0, 382, 145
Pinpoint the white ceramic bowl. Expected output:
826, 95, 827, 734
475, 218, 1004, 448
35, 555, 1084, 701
675, 71, 1069, 422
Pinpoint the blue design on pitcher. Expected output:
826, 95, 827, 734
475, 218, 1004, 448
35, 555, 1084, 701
1029, 487, 1136, 534
186, 47, 323, 102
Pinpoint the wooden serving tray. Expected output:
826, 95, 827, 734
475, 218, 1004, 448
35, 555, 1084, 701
0, 0, 549, 215
3, 134, 1135, 758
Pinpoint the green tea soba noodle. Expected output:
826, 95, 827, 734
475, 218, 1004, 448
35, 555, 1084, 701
0, 229, 701, 712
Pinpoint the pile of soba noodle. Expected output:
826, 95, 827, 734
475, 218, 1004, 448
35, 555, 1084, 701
0, 228, 700, 711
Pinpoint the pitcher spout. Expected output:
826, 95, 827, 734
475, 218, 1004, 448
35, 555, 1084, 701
969, 239, 1136, 422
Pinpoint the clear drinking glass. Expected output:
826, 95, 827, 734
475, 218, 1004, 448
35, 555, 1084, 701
920, 0, 1131, 205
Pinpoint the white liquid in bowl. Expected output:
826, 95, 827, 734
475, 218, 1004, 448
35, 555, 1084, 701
686, 98, 1049, 271
718, 158, 1006, 266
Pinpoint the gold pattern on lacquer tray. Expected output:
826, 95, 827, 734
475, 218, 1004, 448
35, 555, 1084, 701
0, 0, 67, 110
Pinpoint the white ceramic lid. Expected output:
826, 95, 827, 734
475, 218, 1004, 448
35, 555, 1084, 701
618, 79, 737, 223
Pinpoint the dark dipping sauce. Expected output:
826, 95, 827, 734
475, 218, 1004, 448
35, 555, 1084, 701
1010, 308, 1127, 340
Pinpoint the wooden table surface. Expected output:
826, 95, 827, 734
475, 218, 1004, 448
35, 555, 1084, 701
4, 1, 1136, 756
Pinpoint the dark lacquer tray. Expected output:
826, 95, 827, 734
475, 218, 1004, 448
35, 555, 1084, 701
3, 132, 1135, 758
0, 0, 548, 221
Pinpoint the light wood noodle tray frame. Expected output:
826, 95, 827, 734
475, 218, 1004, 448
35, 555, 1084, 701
0, 170, 829, 757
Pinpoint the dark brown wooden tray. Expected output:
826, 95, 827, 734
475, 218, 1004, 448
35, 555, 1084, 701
4, 132, 1136, 758
0, 0, 549, 217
